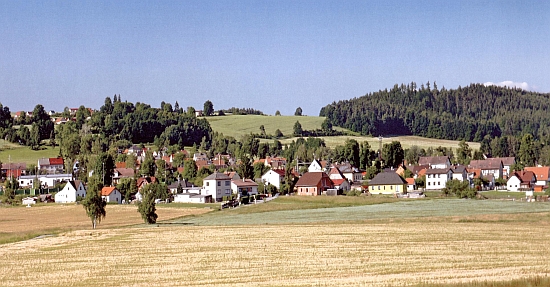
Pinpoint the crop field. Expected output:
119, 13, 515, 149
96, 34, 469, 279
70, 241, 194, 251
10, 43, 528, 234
0, 204, 211, 244
2, 198, 550, 286
277, 135, 481, 150
2, 217, 550, 286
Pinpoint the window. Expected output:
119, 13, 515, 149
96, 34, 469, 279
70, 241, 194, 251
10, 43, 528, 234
428, 182, 431, 186
225, 181, 230, 186
378, 186, 380, 190
206, 182, 209, 186
218, 181, 221, 186
438, 174, 440, 178
390, 186, 393, 190
438, 182, 440, 185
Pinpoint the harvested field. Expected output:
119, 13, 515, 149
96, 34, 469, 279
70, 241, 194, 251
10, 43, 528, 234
1, 222, 549, 286
0, 204, 211, 243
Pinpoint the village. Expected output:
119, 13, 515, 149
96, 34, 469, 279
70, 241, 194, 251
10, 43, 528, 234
2, 143, 548, 207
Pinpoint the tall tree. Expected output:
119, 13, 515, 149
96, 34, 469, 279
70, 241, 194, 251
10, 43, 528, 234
294, 107, 303, 116
382, 141, 404, 168
183, 159, 198, 181
31, 104, 54, 141
293, 121, 303, 137
203, 100, 214, 116
82, 177, 106, 229
519, 134, 537, 166
137, 183, 158, 224
237, 155, 254, 180
456, 140, 472, 165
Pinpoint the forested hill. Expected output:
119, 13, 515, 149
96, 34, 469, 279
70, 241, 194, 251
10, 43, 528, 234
320, 83, 550, 142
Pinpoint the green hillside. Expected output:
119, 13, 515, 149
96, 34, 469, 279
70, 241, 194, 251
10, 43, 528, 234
0, 140, 60, 166
206, 115, 480, 150
205, 115, 345, 139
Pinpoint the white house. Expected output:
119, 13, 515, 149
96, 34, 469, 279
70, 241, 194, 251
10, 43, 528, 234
451, 166, 468, 182
425, 168, 453, 190
173, 193, 212, 203
55, 180, 86, 203
468, 159, 503, 179
336, 163, 363, 183
101, 187, 122, 204
261, 169, 285, 189
231, 179, 259, 196
202, 172, 232, 201
507, 171, 536, 192
418, 156, 451, 169
20, 174, 73, 188
308, 159, 324, 172
405, 178, 416, 191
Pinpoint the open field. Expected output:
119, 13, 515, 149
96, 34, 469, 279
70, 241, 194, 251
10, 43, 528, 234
174, 198, 550, 226
276, 135, 481, 150
206, 115, 480, 150
0, 141, 60, 165
0, 204, 211, 244
206, 115, 348, 139
1, 219, 550, 286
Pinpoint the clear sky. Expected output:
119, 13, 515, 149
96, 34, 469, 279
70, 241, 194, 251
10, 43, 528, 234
1, 1, 549, 115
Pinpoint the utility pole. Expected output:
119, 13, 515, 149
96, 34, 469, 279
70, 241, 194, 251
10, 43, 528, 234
378, 136, 383, 161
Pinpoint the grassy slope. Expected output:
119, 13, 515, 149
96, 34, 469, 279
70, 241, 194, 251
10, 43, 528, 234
0, 140, 60, 166
207, 115, 480, 150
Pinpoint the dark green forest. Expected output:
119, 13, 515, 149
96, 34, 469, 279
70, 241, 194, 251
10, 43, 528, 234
320, 83, 550, 142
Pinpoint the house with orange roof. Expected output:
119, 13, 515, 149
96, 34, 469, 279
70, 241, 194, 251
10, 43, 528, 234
332, 178, 350, 192
524, 166, 550, 188
101, 187, 122, 204
507, 171, 536, 192
405, 178, 416, 191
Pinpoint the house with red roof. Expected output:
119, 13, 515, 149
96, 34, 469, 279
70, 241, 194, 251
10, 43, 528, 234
331, 178, 350, 192
295, 172, 334, 196
405, 178, 416, 191
38, 157, 65, 174
524, 166, 550, 188
101, 186, 122, 204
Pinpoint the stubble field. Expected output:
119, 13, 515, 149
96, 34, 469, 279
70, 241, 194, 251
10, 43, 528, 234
1, 221, 550, 286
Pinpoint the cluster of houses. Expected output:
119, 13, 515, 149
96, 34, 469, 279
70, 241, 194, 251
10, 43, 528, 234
6, 149, 550, 206
14, 108, 94, 125
366, 155, 550, 195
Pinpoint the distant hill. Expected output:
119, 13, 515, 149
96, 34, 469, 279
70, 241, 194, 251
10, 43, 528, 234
320, 83, 550, 142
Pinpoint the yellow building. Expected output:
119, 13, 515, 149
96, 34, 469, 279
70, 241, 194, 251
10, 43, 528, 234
368, 172, 407, 195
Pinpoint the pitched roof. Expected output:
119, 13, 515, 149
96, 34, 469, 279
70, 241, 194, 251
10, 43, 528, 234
204, 172, 231, 180
418, 156, 449, 166
425, 168, 450, 175
495, 157, 515, 166
451, 165, 467, 173
49, 157, 64, 165
295, 172, 331, 187
405, 178, 415, 185
524, 167, 550, 181
331, 178, 347, 186
232, 179, 258, 187
115, 168, 135, 178
369, 172, 407, 185
115, 162, 127, 169
329, 166, 346, 179
101, 186, 117, 196
511, 171, 536, 184
469, 159, 502, 170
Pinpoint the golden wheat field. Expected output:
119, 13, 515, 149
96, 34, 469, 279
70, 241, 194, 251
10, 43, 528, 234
1, 221, 550, 286
0, 204, 211, 242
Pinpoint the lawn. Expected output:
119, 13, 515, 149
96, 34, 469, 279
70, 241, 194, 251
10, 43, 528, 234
0, 141, 60, 166
206, 115, 347, 139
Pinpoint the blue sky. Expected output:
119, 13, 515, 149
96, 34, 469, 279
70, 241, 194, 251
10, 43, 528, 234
1, 1, 549, 115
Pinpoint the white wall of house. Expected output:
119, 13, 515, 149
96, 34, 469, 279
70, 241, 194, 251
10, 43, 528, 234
308, 160, 323, 172
102, 189, 122, 204
203, 179, 232, 201
261, 170, 283, 189
426, 171, 452, 190
55, 182, 86, 203
507, 176, 521, 192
